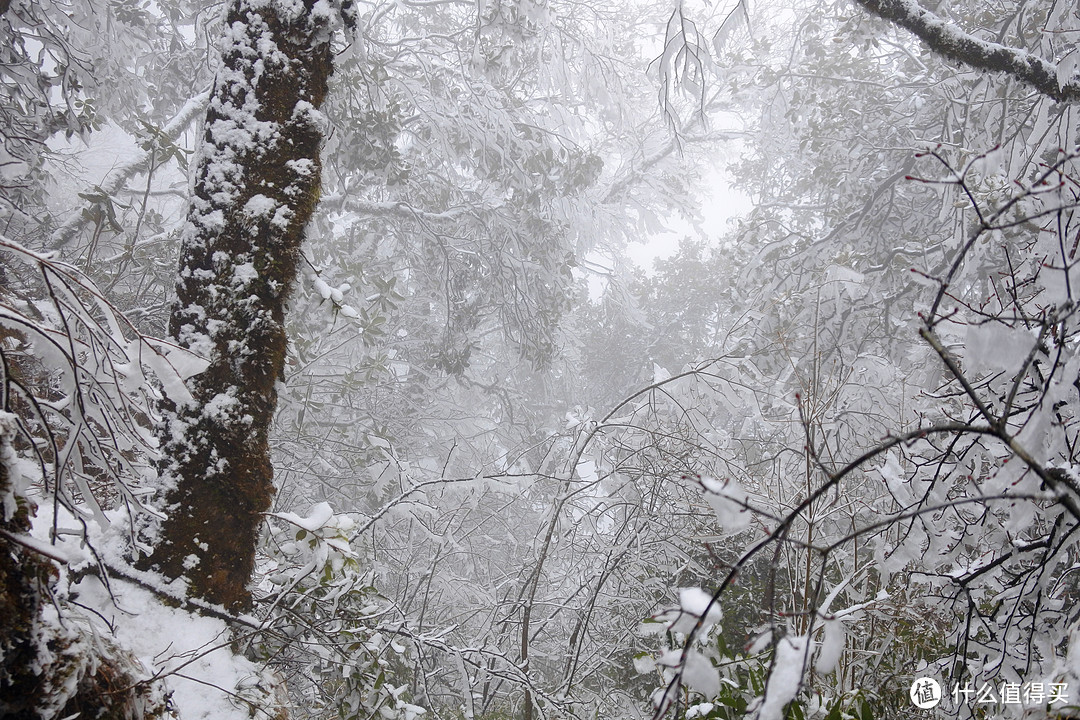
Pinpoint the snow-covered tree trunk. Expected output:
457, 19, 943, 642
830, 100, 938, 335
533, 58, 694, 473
142, 0, 339, 611
0, 412, 52, 715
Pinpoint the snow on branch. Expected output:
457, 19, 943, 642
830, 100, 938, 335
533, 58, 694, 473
0, 236, 206, 536
852, 0, 1080, 103
48, 86, 212, 251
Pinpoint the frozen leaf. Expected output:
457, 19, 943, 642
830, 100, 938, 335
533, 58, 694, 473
653, 363, 672, 383
1058, 52, 1079, 91
683, 650, 720, 697
633, 653, 657, 674
137, 338, 208, 407
756, 636, 808, 720
747, 632, 772, 655
313, 276, 334, 300
270, 501, 335, 532
686, 703, 715, 719
700, 476, 751, 533
815, 619, 844, 674
662, 587, 722, 634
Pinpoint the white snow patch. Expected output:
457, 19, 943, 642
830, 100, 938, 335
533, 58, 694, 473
292, 100, 327, 130
633, 654, 657, 674
0, 411, 29, 522
233, 262, 258, 287
194, 209, 226, 232
177, 324, 214, 360
682, 650, 720, 697
700, 476, 752, 533
661, 587, 723, 635
270, 501, 335, 533
1058, 51, 1079, 91
652, 363, 671, 382
685, 703, 714, 719
270, 205, 292, 230
204, 391, 240, 421
815, 619, 844, 674
243, 194, 278, 218
136, 339, 209, 407
755, 636, 808, 720
313, 276, 333, 300
74, 575, 267, 720
285, 158, 315, 177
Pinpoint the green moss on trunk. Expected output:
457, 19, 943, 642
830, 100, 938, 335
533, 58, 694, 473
141, 1, 335, 612
0, 416, 55, 716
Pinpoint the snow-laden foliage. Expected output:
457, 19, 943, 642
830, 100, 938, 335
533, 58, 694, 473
0, 236, 204, 539
255, 502, 425, 720
16, 0, 1080, 717
619, 1, 1080, 719
0, 244, 198, 718
1, 0, 727, 716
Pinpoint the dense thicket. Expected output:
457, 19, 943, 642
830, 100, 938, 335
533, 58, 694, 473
3, 0, 1080, 719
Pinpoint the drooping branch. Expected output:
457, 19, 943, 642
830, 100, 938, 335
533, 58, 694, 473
850, 0, 1080, 103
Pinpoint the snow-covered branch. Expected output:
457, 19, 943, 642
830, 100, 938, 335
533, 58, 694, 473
48, 87, 212, 251
851, 0, 1080, 102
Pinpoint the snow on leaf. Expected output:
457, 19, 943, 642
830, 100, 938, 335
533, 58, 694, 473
270, 501, 335, 532
398, 702, 426, 720
135, 338, 208, 407
700, 476, 751, 533
815, 619, 844, 674
746, 631, 772, 655
686, 704, 714, 720
659, 587, 722, 635
164, 344, 211, 380
756, 635, 808, 720
313, 276, 333, 300
653, 362, 671, 383
683, 649, 720, 697
1058, 51, 1079, 91
877, 453, 911, 504
633, 653, 657, 674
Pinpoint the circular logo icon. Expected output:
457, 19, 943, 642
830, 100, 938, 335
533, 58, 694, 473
910, 677, 942, 709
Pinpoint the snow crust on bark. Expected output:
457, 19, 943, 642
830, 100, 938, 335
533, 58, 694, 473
144, 0, 336, 611
853, 0, 1080, 102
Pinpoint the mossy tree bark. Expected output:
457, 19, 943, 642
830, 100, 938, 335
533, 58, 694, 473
0, 413, 54, 716
141, 0, 337, 611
